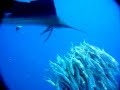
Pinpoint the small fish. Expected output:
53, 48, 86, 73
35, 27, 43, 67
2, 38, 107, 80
16, 25, 23, 31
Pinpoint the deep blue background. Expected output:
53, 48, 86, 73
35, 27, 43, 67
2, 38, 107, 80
0, 0, 120, 90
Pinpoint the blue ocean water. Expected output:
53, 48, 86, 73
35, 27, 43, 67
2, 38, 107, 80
0, 0, 120, 90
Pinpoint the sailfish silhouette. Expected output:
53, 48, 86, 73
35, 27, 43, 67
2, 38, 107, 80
1, 0, 85, 41
40, 16, 85, 42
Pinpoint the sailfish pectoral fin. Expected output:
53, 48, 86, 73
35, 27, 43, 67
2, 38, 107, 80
40, 25, 54, 42
40, 25, 53, 35
44, 27, 54, 42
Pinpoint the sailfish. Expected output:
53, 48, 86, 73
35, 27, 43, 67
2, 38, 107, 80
39, 15, 85, 42
1, 0, 85, 42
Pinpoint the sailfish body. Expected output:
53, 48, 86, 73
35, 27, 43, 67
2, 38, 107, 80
1, 0, 84, 42
40, 15, 85, 42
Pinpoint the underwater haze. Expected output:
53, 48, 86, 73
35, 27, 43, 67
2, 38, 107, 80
0, 0, 120, 90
